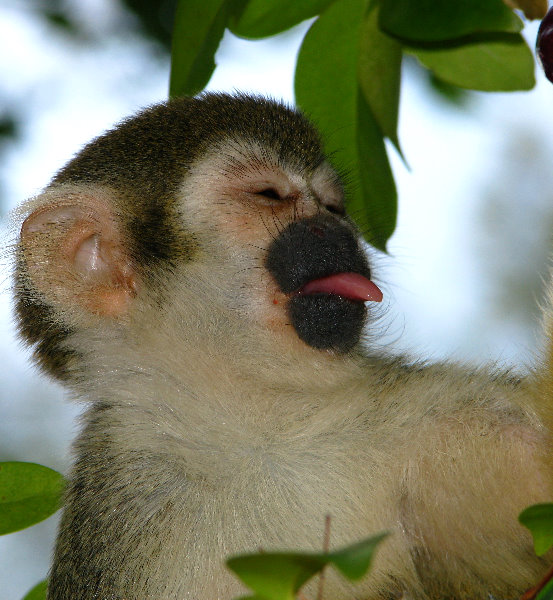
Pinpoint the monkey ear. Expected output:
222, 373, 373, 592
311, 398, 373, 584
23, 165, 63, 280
20, 191, 137, 318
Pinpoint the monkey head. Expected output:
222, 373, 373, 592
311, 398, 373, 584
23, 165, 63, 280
15, 93, 382, 383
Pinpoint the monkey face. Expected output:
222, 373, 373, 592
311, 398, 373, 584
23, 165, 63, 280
181, 140, 382, 354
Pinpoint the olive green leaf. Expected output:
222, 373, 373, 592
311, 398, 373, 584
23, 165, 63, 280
0, 462, 65, 535
379, 0, 522, 43
22, 580, 48, 600
358, 1, 402, 152
295, 0, 397, 250
519, 503, 553, 556
408, 33, 535, 91
328, 532, 388, 580
229, 0, 335, 39
170, 0, 246, 98
228, 553, 327, 600
355, 90, 397, 250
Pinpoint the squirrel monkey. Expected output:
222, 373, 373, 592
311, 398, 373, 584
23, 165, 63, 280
13, 93, 553, 599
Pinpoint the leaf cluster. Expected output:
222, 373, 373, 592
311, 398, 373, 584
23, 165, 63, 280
169, 0, 540, 250
226, 532, 388, 600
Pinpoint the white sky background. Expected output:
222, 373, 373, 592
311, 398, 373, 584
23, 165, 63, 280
1, 2, 553, 598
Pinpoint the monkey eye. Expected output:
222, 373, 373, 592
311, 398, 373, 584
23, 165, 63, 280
324, 202, 346, 216
257, 188, 282, 201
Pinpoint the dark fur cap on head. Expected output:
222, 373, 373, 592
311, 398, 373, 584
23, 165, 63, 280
53, 93, 326, 200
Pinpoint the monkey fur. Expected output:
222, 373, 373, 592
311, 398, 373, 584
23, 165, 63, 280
13, 93, 553, 599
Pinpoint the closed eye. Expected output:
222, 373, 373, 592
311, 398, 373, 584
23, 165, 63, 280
257, 188, 282, 201
325, 204, 346, 216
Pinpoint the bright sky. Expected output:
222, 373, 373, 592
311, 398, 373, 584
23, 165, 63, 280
1, 3, 553, 598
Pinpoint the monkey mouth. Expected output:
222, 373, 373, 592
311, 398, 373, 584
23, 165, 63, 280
296, 272, 382, 303
265, 215, 381, 352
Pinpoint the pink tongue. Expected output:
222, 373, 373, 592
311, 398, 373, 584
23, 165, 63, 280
299, 272, 383, 302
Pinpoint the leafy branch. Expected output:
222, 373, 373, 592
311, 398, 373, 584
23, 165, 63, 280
170, 0, 544, 250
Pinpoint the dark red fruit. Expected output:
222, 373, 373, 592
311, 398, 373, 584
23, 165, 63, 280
537, 6, 553, 83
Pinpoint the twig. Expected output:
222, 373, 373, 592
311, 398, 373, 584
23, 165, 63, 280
316, 515, 332, 600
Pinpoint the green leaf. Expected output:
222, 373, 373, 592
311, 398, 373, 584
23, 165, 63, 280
537, 576, 553, 600
358, 1, 402, 151
295, 0, 396, 250
22, 580, 48, 600
327, 532, 388, 580
379, 0, 522, 43
519, 503, 553, 556
355, 91, 397, 250
229, 0, 335, 39
227, 553, 327, 600
227, 533, 388, 600
426, 72, 472, 106
407, 34, 535, 91
0, 462, 65, 535
170, 0, 244, 98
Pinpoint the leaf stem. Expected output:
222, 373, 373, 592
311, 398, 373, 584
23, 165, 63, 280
316, 515, 332, 600
521, 562, 553, 600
